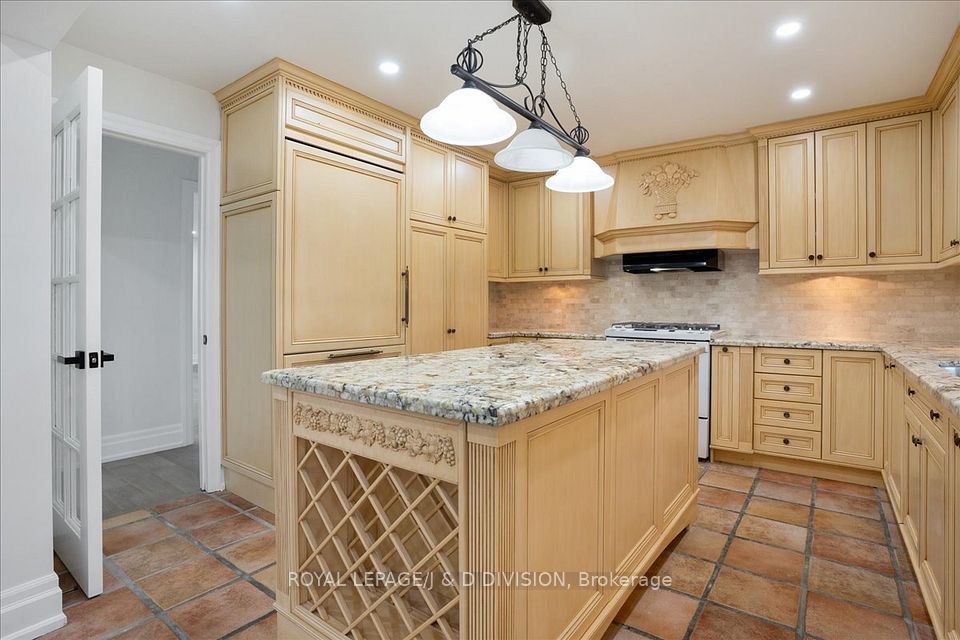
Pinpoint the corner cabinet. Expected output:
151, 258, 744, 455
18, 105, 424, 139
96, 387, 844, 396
408, 221, 487, 355
408, 135, 487, 234
502, 176, 603, 281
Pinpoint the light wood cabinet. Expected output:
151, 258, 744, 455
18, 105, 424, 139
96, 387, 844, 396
905, 406, 924, 554
934, 81, 960, 262
710, 346, 753, 452
821, 350, 883, 469
408, 221, 487, 354
866, 113, 931, 264
918, 417, 948, 636
815, 124, 867, 267
950, 420, 959, 640
768, 133, 816, 268
408, 135, 487, 233
488, 178, 508, 278
883, 359, 907, 522
503, 176, 601, 281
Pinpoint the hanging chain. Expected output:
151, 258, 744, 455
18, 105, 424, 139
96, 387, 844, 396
467, 13, 519, 46
515, 18, 532, 84
539, 26, 582, 129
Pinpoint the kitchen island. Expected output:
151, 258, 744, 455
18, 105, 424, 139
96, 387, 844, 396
262, 340, 702, 640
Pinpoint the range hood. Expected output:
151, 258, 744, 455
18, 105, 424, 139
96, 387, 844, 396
623, 250, 724, 274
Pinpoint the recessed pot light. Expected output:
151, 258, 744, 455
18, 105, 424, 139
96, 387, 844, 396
378, 61, 400, 75
791, 87, 812, 101
775, 21, 802, 38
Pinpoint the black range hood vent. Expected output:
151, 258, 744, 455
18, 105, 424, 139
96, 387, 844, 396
622, 249, 724, 274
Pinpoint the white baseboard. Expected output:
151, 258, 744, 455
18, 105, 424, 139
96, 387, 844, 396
0, 573, 65, 640
102, 423, 186, 462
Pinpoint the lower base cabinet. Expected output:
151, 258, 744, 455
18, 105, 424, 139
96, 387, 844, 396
951, 420, 959, 640
884, 358, 906, 521
821, 350, 883, 468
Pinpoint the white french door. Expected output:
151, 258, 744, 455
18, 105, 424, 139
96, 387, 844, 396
51, 67, 104, 597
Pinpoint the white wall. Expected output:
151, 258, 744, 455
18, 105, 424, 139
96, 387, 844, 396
101, 136, 198, 461
0, 35, 66, 640
53, 42, 219, 140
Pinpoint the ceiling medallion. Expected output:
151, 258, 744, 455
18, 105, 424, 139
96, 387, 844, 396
638, 162, 699, 220
420, 0, 614, 192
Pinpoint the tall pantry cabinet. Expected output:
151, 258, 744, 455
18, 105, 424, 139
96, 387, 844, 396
215, 60, 488, 508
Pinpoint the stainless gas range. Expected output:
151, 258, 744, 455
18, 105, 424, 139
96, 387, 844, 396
604, 322, 721, 459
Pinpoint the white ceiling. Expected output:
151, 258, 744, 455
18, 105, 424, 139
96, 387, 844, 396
49, 1, 960, 154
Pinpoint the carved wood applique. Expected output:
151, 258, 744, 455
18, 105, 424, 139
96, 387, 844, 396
293, 402, 457, 467
637, 162, 699, 220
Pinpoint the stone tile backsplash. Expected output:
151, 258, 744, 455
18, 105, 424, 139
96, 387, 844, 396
490, 251, 960, 345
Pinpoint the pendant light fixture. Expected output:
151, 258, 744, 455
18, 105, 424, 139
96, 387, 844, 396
420, 0, 613, 193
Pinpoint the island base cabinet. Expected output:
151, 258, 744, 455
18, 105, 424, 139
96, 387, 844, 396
269, 359, 699, 640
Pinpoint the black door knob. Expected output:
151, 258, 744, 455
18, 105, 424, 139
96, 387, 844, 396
808, 255, 815, 261
907, 388, 915, 396
783, 358, 791, 365
452, 216, 457, 221
783, 412, 791, 419
783, 385, 791, 392
538, 267, 544, 272
721, 346, 728, 352
816, 254, 823, 260
930, 409, 940, 420
782, 438, 791, 445
868, 251, 877, 258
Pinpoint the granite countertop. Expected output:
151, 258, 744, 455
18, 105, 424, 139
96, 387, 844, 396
488, 330, 606, 340
262, 340, 702, 427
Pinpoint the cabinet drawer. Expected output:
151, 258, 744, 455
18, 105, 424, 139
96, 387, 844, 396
754, 373, 822, 404
755, 347, 822, 375
754, 425, 822, 459
905, 381, 948, 441
283, 345, 404, 367
754, 399, 822, 432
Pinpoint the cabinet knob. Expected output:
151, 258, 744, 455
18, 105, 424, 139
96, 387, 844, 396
930, 409, 940, 421
807, 255, 815, 261
868, 251, 877, 258
538, 267, 544, 272
907, 387, 915, 396
721, 346, 729, 352
783, 358, 791, 365
783, 385, 791, 392
954, 431, 960, 448
447, 328, 457, 334
816, 254, 823, 260
782, 438, 791, 445
447, 216, 453, 222
452, 216, 457, 222
783, 411, 791, 419
911, 435, 923, 447
543, 267, 548, 272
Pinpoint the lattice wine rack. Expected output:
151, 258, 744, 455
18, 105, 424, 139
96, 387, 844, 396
295, 437, 461, 639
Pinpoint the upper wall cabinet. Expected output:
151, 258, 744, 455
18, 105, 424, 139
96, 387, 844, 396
500, 176, 602, 281
934, 80, 960, 262
488, 178, 508, 279
762, 112, 935, 273
594, 141, 758, 256
408, 135, 487, 234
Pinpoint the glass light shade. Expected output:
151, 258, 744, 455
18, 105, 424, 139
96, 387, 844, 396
545, 155, 615, 193
420, 87, 516, 146
494, 127, 574, 172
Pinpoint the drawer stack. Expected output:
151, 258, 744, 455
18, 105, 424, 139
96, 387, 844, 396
752, 347, 824, 459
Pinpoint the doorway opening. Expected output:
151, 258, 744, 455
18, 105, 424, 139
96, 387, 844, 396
99, 136, 202, 518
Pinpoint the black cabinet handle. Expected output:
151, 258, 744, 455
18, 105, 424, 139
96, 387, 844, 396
783, 412, 791, 419
930, 409, 940, 421
783, 385, 791, 392
868, 251, 877, 258
783, 358, 791, 365
538, 267, 544, 272
328, 349, 384, 360
447, 328, 457, 334
911, 435, 923, 447
400, 267, 410, 325
807, 255, 815, 261
56, 350, 85, 370
782, 438, 791, 445
816, 254, 823, 260
543, 267, 548, 272
721, 346, 728, 352
907, 388, 915, 396
954, 431, 960, 448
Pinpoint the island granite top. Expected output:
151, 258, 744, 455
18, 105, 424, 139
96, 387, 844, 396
262, 339, 702, 427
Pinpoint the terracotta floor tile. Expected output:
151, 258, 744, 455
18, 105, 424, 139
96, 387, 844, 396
723, 538, 804, 584
903, 581, 932, 625
114, 535, 205, 580
138, 555, 238, 609
753, 480, 812, 505
169, 580, 273, 640
648, 551, 714, 597
758, 468, 813, 487
896, 546, 918, 582
888, 521, 907, 550
231, 613, 278, 640
914, 623, 937, 640
690, 602, 794, 640
162, 500, 240, 530
615, 586, 699, 640
61, 588, 88, 609
251, 565, 277, 594
808, 557, 900, 614
695, 505, 740, 534
735, 515, 808, 552
746, 496, 811, 527
816, 478, 878, 500
805, 592, 910, 640
248, 507, 275, 526
219, 530, 276, 573
103, 510, 151, 530
700, 470, 754, 493
811, 531, 894, 576
707, 462, 759, 478
189, 513, 268, 549
43, 588, 151, 640
812, 509, 886, 544
113, 619, 177, 639
103, 518, 173, 556
674, 526, 728, 561
815, 491, 881, 520
708, 566, 800, 626
697, 486, 748, 512
215, 491, 257, 511
881, 500, 897, 522
103, 566, 123, 593
152, 493, 210, 513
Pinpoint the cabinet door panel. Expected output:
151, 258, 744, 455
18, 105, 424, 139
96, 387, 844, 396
450, 153, 487, 232
816, 124, 867, 266
509, 179, 544, 277
284, 141, 404, 353
919, 431, 947, 630
866, 113, 931, 264
934, 83, 960, 261
952, 422, 959, 639
545, 190, 585, 275
710, 346, 739, 450
884, 362, 906, 522
409, 138, 448, 226
450, 231, 487, 350
658, 364, 695, 525
408, 223, 448, 355
821, 351, 883, 469
768, 133, 816, 268
488, 179, 508, 278
904, 409, 923, 554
